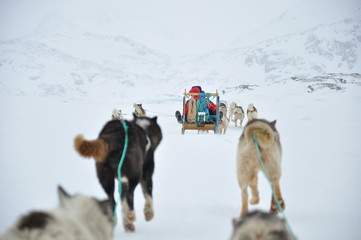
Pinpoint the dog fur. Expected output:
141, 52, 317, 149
247, 104, 258, 121
74, 114, 162, 232
0, 186, 113, 240
233, 106, 245, 127
220, 100, 228, 117
133, 103, 146, 117
219, 105, 229, 134
236, 119, 285, 216
230, 210, 296, 240
111, 109, 123, 120
229, 101, 237, 121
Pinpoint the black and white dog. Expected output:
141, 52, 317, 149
0, 186, 113, 240
230, 210, 296, 240
74, 114, 162, 232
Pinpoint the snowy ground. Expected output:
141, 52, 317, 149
0, 84, 360, 239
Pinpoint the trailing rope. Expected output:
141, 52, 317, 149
253, 134, 296, 238
143, 109, 174, 117
113, 121, 129, 229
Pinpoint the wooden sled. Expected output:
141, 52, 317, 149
181, 89, 220, 134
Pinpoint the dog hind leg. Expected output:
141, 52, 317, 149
270, 180, 285, 213
241, 186, 249, 216
238, 167, 250, 215
249, 173, 260, 205
121, 180, 137, 232
96, 163, 116, 209
142, 189, 154, 222
141, 153, 155, 221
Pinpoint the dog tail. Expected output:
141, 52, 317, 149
74, 134, 109, 163
244, 120, 275, 149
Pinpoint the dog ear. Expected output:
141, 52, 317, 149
98, 199, 113, 217
271, 120, 277, 128
151, 116, 158, 122
232, 217, 242, 227
57, 185, 71, 206
232, 218, 237, 227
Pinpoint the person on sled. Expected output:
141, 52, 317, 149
175, 86, 219, 124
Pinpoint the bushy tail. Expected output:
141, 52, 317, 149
244, 120, 274, 149
74, 134, 109, 163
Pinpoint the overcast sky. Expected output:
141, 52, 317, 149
0, 0, 344, 56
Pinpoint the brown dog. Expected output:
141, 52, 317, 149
236, 119, 285, 215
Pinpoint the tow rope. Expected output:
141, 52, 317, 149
113, 121, 129, 229
253, 134, 296, 238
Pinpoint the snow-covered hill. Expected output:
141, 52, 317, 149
178, 16, 361, 88
0, 0, 360, 99
0, 34, 174, 99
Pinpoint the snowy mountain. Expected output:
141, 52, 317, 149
177, 16, 361, 88
0, 0, 360, 99
0, 34, 175, 98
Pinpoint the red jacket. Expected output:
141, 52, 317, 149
184, 87, 200, 116
184, 87, 217, 115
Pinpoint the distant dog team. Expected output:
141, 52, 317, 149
229, 102, 257, 128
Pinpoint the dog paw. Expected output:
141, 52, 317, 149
144, 209, 154, 221
124, 211, 136, 222
128, 212, 136, 222
270, 200, 285, 213
124, 223, 135, 232
250, 196, 259, 205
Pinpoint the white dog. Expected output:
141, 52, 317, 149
220, 100, 228, 118
229, 101, 237, 121
219, 110, 229, 134
247, 104, 258, 121
0, 186, 113, 240
233, 106, 245, 127
111, 109, 123, 120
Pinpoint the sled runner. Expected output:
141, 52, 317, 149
179, 88, 220, 134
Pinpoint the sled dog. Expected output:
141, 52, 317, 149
233, 106, 245, 127
220, 100, 228, 117
0, 186, 113, 240
236, 119, 284, 215
74, 114, 162, 232
111, 109, 123, 120
229, 101, 237, 121
133, 103, 146, 116
247, 104, 258, 121
219, 105, 229, 134
230, 210, 296, 240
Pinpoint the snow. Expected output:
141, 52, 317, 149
1, 0, 361, 239
0, 84, 361, 239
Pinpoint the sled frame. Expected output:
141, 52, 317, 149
181, 89, 220, 134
